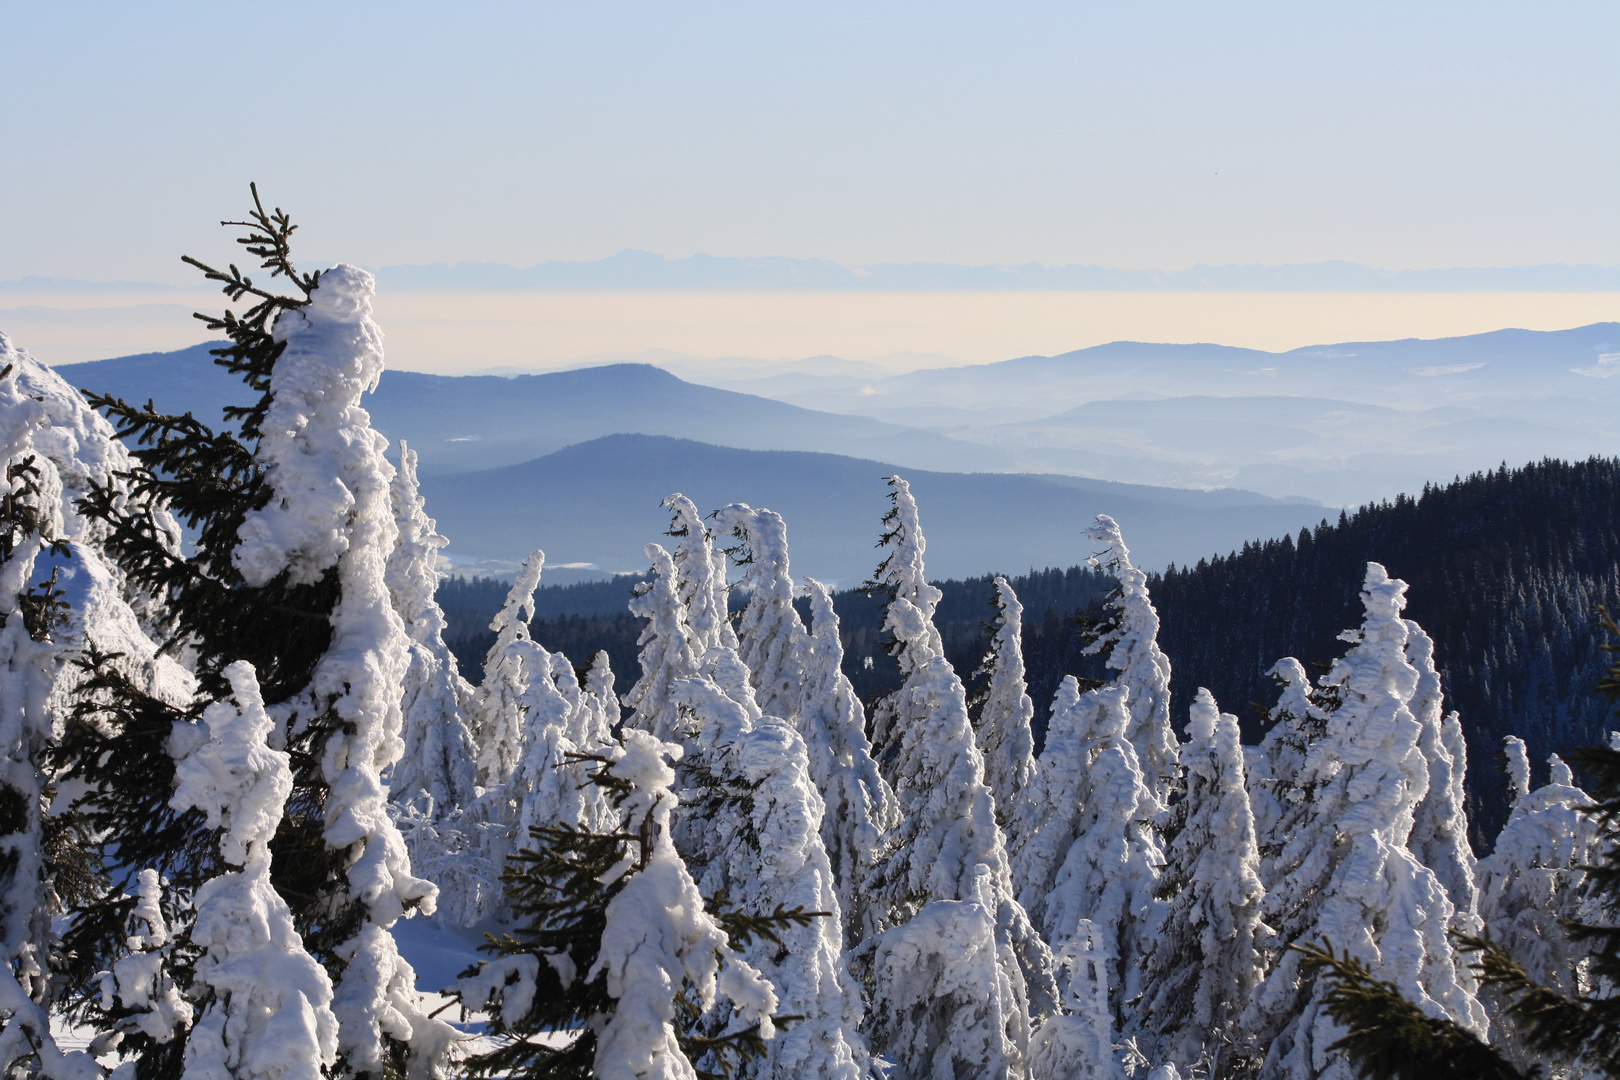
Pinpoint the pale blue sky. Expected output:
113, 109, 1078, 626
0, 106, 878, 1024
3, 1, 1616, 283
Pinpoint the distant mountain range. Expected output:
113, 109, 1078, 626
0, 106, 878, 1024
55, 344, 1011, 476
414, 434, 1324, 585
690, 323, 1620, 504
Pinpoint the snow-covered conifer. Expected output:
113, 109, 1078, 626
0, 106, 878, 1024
1008, 679, 1161, 1033
1404, 621, 1480, 933
386, 440, 477, 813
579, 650, 619, 749
664, 493, 735, 654
861, 476, 1054, 1078
1503, 736, 1532, 806
1083, 515, 1178, 816
1136, 688, 1267, 1075
799, 578, 898, 946
1248, 658, 1328, 886
460, 728, 782, 1080
170, 661, 339, 1080
1242, 564, 1486, 1080
1475, 749, 1600, 997
0, 338, 121, 1080
713, 503, 806, 722
625, 543, 701, 743
58, 193, 455, 1077
230, 263, 454, 1077
975, 576, 1037, 833
472, 550, 547, 787
671, 666, 866, 1079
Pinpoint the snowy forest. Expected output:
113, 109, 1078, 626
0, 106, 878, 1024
2, 196, 1619, 1080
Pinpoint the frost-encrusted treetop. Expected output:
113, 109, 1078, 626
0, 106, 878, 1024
1137, 688, 1266, 1070
801, 577, 898, 945
386, 440, 451, 646
1475, 749, 1600, 995
869, 476, 944, 673
1404, 620, 1479, 932
0, 332, 180, 554
1244, 564, 1485, 1079
387, 439, 478, 812
1084, 514, 1177, 815
475, 549, 547, 787
233, 263, 390, 588
1250, 657, 1326, 874
664, 493, 734, 654
976, 576, 1037, 832
625, 543, 700, 743
713, 502, 807, 721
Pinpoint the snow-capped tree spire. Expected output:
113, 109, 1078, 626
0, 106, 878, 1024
473, 550, 547, 787
800, 578, 899, 947
974, 576, 1037, 833
1475, 748, 1600, 1001
624, 543, 701, 743
664, 493, 735, 654
386, 439, 478, 812
713, 502, 807, 722
1136, 688, 1267, 1075
1242, 564, 1485, 1080
1008, 678, 1162, 1038
1404, 620, 1480, 934
1083, 514, 1178, 816
860, 476, 1055, 1079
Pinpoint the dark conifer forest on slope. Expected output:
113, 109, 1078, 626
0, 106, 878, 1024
441, 456, 1620, 848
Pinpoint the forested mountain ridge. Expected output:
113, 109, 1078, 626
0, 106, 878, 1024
1149, 456, 1620, 846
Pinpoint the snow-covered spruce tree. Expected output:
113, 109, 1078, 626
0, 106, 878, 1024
1240, 563, 1486, 1080
799, 578, 898, 948
973, 576, 1037, 835
1248, 657, 1331, 890
1474, 748, 1599, 1000
510, 649, 617, 841
386, 439, 477, 813
61, 192, 453, 1078
624, 543, 701, 743
665, 494, 735, 655
472, 550, 547, 788
670, 663, 866, 1079
712, 503, 806, 724
0, 340, 137, 1079
458, 728, 784, 1080
169, 661, 339, 1079
713, 501, 897, 944
1404, 622, 1480, 935
859, 476, 1055, 1080
1008, 678, 1162, 1036
1082, 514, 1178, 817
1136, 688, 1267, 1077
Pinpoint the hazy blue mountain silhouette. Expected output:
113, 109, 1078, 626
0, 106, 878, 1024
55, 344, 1012, 475
415, 434, 1325, 585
